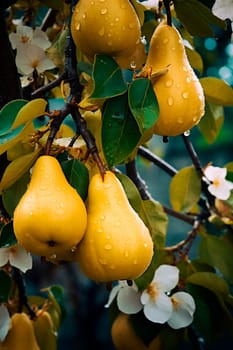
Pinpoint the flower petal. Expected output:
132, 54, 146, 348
143, 292, 172, 323
168, 291, 196, 329
208, 180, 233, 200
36, 57, 56, 73
117, 285, 143, 314
204, 166, 226, 182
9, 244, 32, 273
140, 289, 151, 305
0, 305, 11, 342
105, 284, 121, 308
0, 248, 10, 267
31, 28, 51, 50
154, 265, 179, 292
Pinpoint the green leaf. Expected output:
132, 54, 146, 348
197, 101, 224, 144
0, 123, 34, 156
185, 47, 204, 73
169, 166, 201, 212
128, 78, 159, 134
11, 98, 47, 129
102, 93, 141, 167
61, 159, 89, 201
0, 148, 41, 194
174, 0, 226, 37
187, 272, 229, 296
2, 172, 30, 217
0, 99, 27, 134
0, 270, 11, 302
0, 222, 17, 247
199, 235, 233, 283
116, 174, 168, 248
43, 285, 66, 322
200, 77, 233, 106
90, 55, 127, 99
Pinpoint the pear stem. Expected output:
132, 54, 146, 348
163, 0, 172, 26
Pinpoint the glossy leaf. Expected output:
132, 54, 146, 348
199, 235, 233, 283
102, 93, 141, 167
187, 272, 229, 296
0, 148, 41, 194
0, 99, 27, 134
174, 0, 226, 37
169, 166, 201, 212
116, 174, 168, 248
11, 98, 47, 129
40, 0, 64, 10
0, 222, 17, 248
198, 101, 224, 144
2, 172, 31, 217
90, 55, 127, 99
0, 271, 11, 303
128, 78, 159, 134
200, 77, 233, 106
61, 159, 89, 201
43, 285, 66, 322
185, 46, 203, 73
0, 123, 35, 156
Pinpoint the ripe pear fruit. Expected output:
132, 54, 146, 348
13, 155, 87, 260
77, 171, 153, 282
142, 21, 205, 136
71, 0, 143, 69
111, 313, 147, 350
33, 310, 57, 350
0, 313, 40, 350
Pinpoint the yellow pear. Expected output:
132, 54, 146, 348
111, 313, 147, 350
77, 170, 153, 282
33, 310, 57, 350
13, 155, 87, 260
71, 0, 144, 69
142, 21, 205, 136
0, 313, 40, 350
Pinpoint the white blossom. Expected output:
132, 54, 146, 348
9, 25, 51, 50
15, 43, 55, 75
138, 0, 160, 10
204, 165, 233, 200
0, 305, 11, 342
0, 244, 32, 273
168, 291, 196, 329
105, 280, 143, 314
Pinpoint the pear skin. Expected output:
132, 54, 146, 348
142, 21, 205, 136
71, 0, 143, 69
0, 313, 40, 350
13, 155, 87, 260
77, 171, 153, 282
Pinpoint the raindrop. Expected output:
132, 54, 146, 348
182, 92, 189, 99
97, 228, 103, 233
133, 259, 138, 265
98, 27, 105, 36
176, 83, 181, 89
167, 97, 174, 106
184, 130, 190, 136
177, 117, 184, 124
106, 234, 111, 240
82, 13, 87, 19
143, 242, 148, 248
104, 182, 111, 189
192, 116, 198, 122
99, 258, 107, 265
124, 250, 129, 258
162, 38, 169, 44
186, 77, 191, 83
76, 23, 81, 31
99, 0, 105, 2
105, 244, 112, 250
109, 264, 115, 270
165, 79, 173, 88
120, 3, 126, 8
128, 23, 135, 29
100, 8, 108, 15
91, 1, 94, 4
29, 211, 33, 216
100, 215, 105, 220
40, 185, 47, 191
115, 17, 120, 22
70, 246, 77, 253
130, 61, 137, 69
